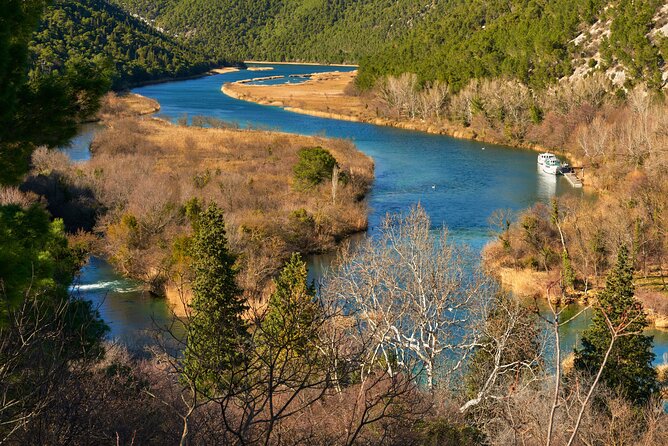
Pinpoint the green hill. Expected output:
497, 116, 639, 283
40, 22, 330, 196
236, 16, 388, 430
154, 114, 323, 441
358, 0, 667, 91
111, 0, 433, 63
358, 0, 607, 90
110, 0, 667, 90
30, 0, 234, 89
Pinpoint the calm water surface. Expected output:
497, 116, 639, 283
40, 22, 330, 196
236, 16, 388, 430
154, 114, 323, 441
61, 64, 667, 364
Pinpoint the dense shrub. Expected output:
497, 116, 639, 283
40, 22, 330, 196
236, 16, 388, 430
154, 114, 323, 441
292, 147, 338, 190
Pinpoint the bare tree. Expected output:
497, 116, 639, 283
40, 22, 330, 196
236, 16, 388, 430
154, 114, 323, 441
0, 286, 103, 444
154, 278, 414, 445
377, 73, 420, 119
576, 115, 610, 165
417, 81, 449, 119
538, 281, 590, 446
324, 206, 492, 391
458, 292, 544, 414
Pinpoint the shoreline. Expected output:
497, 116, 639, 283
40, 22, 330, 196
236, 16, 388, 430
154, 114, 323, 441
221, 75, 571, 160
245, 60, 358, 68
77, 91, 374, 311
117, 65, 244, 91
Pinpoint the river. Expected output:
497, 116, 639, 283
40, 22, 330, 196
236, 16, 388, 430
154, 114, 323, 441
60, 63, 668, 363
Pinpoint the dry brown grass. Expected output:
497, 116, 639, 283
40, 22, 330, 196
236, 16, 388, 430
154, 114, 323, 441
491, 266, 554, 299
223, 71, 378, 120
97, 92, 160, 121
636, 287, 668, 314
0, 186, 39, 208
637, 288, 668, 328
52, 117, 373, 304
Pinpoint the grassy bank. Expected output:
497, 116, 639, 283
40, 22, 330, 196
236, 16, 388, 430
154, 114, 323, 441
27, 94, 373, 310
222, 71, 563, 157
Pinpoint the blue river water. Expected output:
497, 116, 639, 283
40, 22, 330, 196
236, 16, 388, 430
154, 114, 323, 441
62, 63, 667, 364
133, 63, 576, 248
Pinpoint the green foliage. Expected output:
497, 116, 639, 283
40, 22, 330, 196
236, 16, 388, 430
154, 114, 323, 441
261, 253, 318, 357
0, 202, 107, 355
0, 205, 107, 441
181, 196, 202, 228
293, 146, 337, 190
183, 203, 248, 393
30, 0, 232, 90
358, 0, 609, 91
0, 1, 47, 140
105, 0, 664, 90
289, 208, 315, 226
1, 1, 114, 185
561, 250, 575, 289
574, 246, 658, 405
111, 0, 428, 63
529, 103, 544, 124
18, 55, 113, 148
605, 0, 664, 89
0, 204, 79, 307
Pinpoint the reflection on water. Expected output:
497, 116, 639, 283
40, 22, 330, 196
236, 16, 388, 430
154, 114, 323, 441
532, 299, 668, 367
307, 233, 365, 285
536, 167, 558, 201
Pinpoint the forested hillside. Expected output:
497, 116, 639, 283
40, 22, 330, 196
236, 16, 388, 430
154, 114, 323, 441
110, 0, 667, 90
111, 0, 434, 62
359, 0, 667, 90
358, 0, 607, 90
30, 0, 232, 88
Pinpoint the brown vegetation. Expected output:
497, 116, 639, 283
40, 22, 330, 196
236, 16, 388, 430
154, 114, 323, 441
5, 205, 667, 446
482, 88, 668, 321
223, 71, 374, 121
96, 92, 160, 121
29, 114, 373, 306
222, 71, 613, 157
150, 208, 668, 445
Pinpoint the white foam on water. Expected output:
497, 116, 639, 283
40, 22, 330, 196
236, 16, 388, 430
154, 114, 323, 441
69, 281, 142, 293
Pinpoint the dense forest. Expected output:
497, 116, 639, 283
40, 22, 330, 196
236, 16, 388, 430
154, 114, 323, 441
30, 0, 232, 89
109, 0, 667, 90
358, 0, 667, 90
110, 0, 439, 62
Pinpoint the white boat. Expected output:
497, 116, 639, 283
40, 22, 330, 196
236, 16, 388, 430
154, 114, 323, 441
537, 152, 557, 166
542, 157, 562, 175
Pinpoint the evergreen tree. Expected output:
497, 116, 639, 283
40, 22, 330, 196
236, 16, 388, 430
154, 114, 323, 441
256, 253, 325, 394
1, 0, 113, 184
574, 245, 658, 405
183, 203, 248, 393
261, 253, 318, 358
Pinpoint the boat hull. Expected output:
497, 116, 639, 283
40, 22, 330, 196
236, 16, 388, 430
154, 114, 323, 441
542, 164, 560, 175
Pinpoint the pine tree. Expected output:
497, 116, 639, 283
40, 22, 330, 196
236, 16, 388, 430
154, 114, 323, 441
574, 245, 658, 405
261, 253, 318, 358
183, 203, 248, 393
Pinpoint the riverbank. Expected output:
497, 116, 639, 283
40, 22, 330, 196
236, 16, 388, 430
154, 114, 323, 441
52, 64, 668, 360
35, 94, 374, 314
97, 93, 160, 120
221, 71, 569, 159
245, 60, 358, 68
120, 65, 244, 90
223, 67, 668, 329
